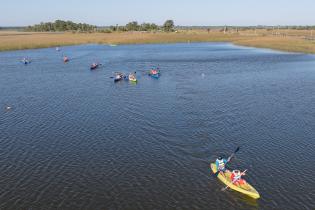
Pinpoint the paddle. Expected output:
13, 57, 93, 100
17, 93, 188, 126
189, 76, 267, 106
227, 146, 240, 162
212, 147, 240, 177
221, 169, 248, 191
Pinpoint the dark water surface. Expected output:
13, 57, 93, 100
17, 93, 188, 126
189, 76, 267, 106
0, 43, 315, 210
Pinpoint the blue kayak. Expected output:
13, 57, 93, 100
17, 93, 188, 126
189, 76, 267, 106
149, 69, 160, 78
150, 73, 160, 78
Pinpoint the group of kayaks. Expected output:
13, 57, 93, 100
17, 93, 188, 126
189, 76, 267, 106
113, 72, 137, 83
20, 46, 161, 83
22, 55, 100, 70
113, 68, 161, 83
210, 148, 260, 199
63, 56, 102, 70
21, 54, 160, 84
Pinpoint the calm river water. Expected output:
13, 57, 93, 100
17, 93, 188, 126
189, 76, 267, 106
0, 43, 315, 210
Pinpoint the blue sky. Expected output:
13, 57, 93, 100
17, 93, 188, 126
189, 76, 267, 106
1, 0, 315, 26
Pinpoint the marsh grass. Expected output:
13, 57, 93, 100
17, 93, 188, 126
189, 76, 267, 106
234, 36, 315, 54
0, 30, 314, 53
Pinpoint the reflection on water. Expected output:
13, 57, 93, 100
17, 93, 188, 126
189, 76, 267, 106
0, 43, 315, 209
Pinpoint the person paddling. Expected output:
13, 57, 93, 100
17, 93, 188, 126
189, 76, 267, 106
212, 147, 240, 177
230, 170, 247, 186
215, 156, 230, 174
22, 57, 30, 64
63, 56, 69, 62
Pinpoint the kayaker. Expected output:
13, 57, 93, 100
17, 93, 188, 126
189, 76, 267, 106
63, 56, 69, 62
231, 170, 247, 186
215, 156, 230, 173
151, 69, 157, 74
22, 58, 30, 64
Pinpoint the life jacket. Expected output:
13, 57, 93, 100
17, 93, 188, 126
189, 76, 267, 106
217, 159, 225, 170
232, 171, 241, 181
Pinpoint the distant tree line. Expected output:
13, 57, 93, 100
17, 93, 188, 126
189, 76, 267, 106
284, 26, 315, 30
13, 20, 315, 33
106, 20, 175, 32
25, 20, 97, 32
27, 20, 315, 33
0, 26, 25, 31
25, 19, 175, 33
175, 25, 315, 31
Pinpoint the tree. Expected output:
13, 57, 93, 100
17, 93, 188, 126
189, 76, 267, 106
139, 23, 158, 31
109, 25, 117, 31
140, 23, 151, 31
150, 23, 159, 31
126, 21, 139, 31
163, 20, 174, 32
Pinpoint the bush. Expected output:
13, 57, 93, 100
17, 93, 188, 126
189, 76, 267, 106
26, 20, 96, 32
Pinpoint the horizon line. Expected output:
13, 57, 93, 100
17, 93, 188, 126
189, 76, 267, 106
1, 24, 315, 28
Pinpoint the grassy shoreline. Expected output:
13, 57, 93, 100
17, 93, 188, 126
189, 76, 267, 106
0, 30, 315, 54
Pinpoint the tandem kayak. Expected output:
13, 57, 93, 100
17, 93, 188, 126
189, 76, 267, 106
210, 163, 260, 199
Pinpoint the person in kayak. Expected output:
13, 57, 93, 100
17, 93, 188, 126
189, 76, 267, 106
63, 56, 69, 62
231, 170, 247, 186
215, 156, 230, 173
151, 69, 158, 75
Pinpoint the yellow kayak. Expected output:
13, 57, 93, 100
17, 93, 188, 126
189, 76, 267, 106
129, 74, 137, 83
210, 163, 260, 199
129, 78, 137, 83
